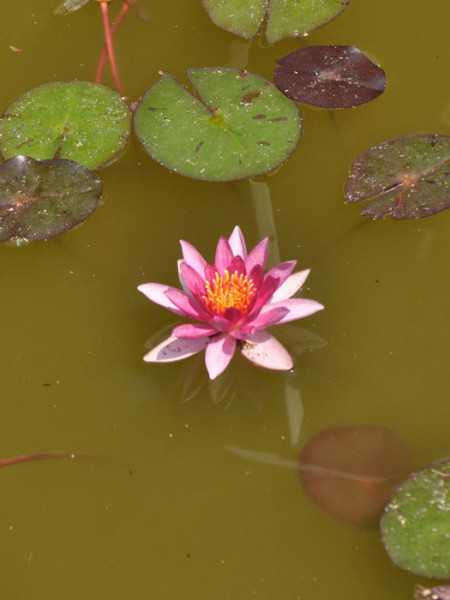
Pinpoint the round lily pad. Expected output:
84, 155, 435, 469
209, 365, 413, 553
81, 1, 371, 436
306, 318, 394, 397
202, 0, 350, 44
0, 81, 131, 170
381, 460, 450, 578
274, 46, 386, 108
0, 155, 102, 242
345, 134, 450, 219
298, 425, 412, 527
133, 67, 301, 181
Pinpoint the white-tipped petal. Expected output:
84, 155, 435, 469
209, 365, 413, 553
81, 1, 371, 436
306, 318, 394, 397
177, 259, 191, 294
138, 283, 189, 317
143, 335, 208, 363
228, 226, 247, 259
205, 333, 236, 380
270, 269, 311, 302
241, 331, 293, 371
179, 240, 207, 276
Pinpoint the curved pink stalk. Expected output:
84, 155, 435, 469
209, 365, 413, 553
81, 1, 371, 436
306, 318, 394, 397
95, 1, 129, 88
97, 2, 124, 95
0, 452, 77, 468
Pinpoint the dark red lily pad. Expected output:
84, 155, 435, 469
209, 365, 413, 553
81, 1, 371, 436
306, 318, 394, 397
298, 425, 412, 527
0, 155, 102, 242
345, 134, 450, 219
274, 46, 386, 109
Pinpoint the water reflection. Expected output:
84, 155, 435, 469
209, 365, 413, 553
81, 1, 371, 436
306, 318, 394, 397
145, 321, 326, 411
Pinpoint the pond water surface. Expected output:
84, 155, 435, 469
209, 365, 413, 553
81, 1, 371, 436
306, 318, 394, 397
0, 0, 449, 598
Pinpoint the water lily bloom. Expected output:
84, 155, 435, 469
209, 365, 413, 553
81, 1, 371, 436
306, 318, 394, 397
138, 226, 324, 380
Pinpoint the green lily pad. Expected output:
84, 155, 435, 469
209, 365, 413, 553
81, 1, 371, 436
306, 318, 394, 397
0, 81, 131, 170
202, 0, 350, 44
0, 155, 102, 242
133, 67, 301, 181
345, 135, 450, 220
380, 460, 450, 578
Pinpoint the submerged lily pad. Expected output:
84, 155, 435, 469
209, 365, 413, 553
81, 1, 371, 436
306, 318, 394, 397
0, 81, 131, 170
0, 155, 102, 242
298, 425, 412, 527
134, 68, 301, 181
345, 135, 450, 219
381, 460, 450, 578
202, 0, 350, 44
274, 46, 386, 108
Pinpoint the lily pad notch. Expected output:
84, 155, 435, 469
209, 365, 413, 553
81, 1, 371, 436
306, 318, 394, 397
133, 67, 302, 181
202, 0, 351, 44
0, 80, 132, 170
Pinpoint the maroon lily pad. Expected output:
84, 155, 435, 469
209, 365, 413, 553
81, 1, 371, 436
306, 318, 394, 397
0, 155, 102, 242
274, 46, 386, 109
345, 134, 450, 219
298, 425, 412, 527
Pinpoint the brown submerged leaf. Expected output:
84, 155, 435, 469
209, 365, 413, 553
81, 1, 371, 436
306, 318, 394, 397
298, 425, 412, 527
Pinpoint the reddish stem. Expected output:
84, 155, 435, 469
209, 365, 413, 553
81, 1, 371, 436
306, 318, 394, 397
95, 1, 130, 87
0, 452, 76, 468
97, 2, 124, 95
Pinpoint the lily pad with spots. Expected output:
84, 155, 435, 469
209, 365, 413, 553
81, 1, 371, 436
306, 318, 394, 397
202, 0, 350, 44
345, 135, 450, 219
0, 81, 131, 170
133, 67, 301, 181
0, 155, 102, 243
274, 46, 386, 108
381, 460, 450, 578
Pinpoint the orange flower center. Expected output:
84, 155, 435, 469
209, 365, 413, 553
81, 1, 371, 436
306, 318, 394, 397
203, 270, 256, 315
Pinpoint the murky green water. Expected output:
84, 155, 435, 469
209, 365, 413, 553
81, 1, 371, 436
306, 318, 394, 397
0, 0, 449, 598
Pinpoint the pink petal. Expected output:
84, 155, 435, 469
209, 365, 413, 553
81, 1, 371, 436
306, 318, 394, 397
205, 333, 236, 379
270, 269, 311, 302
205, 263, 217, 281
245, 306, 289, 331
221, 306, 244, 324
246, 274, 281, 316
179, 262, 206, 298
180, 240, 207, 276
245, 237, 269, 273
258, 298, 324, 325
177, 260, 190, 295
172, 323, 217, 339
240, 331, 293, 371
265, 260, 297, 289
210, 314, 236, 333
143, 335, 208, 363
248, 263, 264, 289
138, 283, 190, 317
229, 255, 246, 276
215, 237, 234, 274
165, 287, 210, 321
228, 226, 247, 259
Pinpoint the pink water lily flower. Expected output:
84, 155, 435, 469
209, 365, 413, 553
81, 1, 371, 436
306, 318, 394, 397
138, 226, 324, 380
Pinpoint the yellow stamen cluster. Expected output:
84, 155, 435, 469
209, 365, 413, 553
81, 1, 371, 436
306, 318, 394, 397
203, 270, 257, 315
